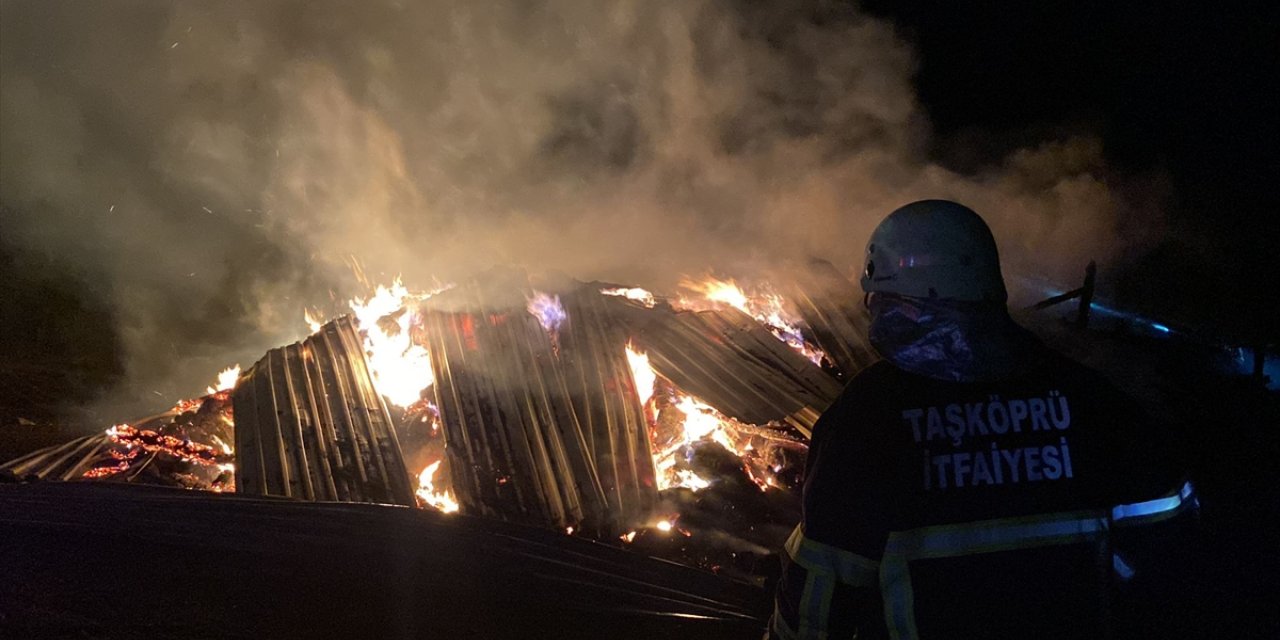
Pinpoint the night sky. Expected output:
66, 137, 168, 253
1, 1, 1277, 423
863, 1, 1280, 343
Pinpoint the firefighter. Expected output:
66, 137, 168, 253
770, 200, 1198, 639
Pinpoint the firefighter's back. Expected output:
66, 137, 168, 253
801, 351, 1195, 638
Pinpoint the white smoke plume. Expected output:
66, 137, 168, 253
0, 0, 1156, 417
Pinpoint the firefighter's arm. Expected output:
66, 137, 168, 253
771, 384, 892, 639
771, 525, 884, 639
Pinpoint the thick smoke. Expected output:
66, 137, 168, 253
0, 0, 1150, 418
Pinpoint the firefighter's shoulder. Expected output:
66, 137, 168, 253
839, 358, 902, 397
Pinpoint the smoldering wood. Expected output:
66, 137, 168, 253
0, 403, 232, 485
232, 316, 416, 506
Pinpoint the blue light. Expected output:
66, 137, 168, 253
1112, 495, 1181, 520
1111, 481, 1194, 521
1151, 323, 1171, 333
1112, 553, 1136, 581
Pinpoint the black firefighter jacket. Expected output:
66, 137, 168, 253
770, 351, 1198, 639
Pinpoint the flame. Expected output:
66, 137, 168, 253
416, 459, 459, 513
330, 277, 457, 510
677, 276, 827, 366
625, 342, 656, 408
626, 342, 787, 493
601, 286, 656, 308
526, 291, 567, 334
209, 434, 234, 455
653, 515, 692, 537
680, 276, 750, 313
206, 365, 241, 395
349, 278, 435, 408
172, 397, 204, 414
617, 516, 691, 543
304, 308, 324, 334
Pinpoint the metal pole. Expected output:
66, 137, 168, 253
1076, 261, 1097, 329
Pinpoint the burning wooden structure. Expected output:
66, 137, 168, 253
416, 284, 658, 537
232, 316, 417, 506
3, 262, 877, 576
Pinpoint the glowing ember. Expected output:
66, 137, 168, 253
652, 515, 692, 537
620, 531, 638, 543
82, 462, 129, 479
349, 278, 436, 408
416, 460, 460, 513
677, 276, 827, 366
206, 365, 241, 395
669, 468, 711, 491
101, 424, 229, 468
526, 291, 567, 334
172, 397, 205, 414
601, 286, 657, 308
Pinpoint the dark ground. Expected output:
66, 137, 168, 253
0, 482, 769, 640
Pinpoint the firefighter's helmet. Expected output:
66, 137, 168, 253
859, 199, 1007, 302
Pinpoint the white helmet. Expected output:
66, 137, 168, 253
859, 200, 1007, 303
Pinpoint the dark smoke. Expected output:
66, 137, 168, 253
0, 0, 1156, 420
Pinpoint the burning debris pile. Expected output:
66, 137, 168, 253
2, 261, 876, 580
1, 373, 236, 490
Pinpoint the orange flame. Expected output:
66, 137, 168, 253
348, 278, 437, 409
416, 459, 459, 513
601, 286, 657, 308
625, 342, 779, 492
205, 365, 241, 396
677, 276, 826, 366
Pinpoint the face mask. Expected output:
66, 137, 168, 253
867, 293, 1038, 382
